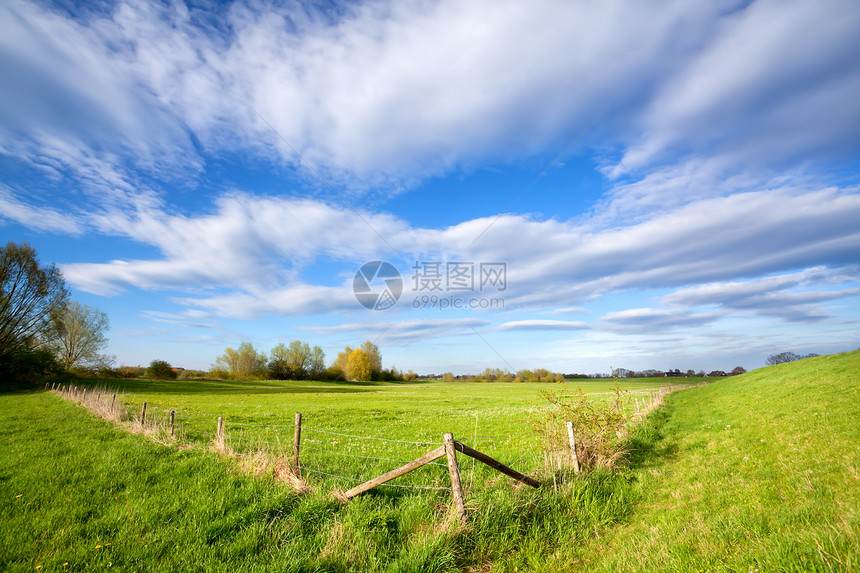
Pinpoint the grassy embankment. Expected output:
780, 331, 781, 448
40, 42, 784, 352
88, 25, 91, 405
576, 350, 860, 572
2, 352, 858, 570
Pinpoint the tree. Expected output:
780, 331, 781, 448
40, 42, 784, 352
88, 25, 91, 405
146, 359, 177, 379
346, 348, 372, 381
332, 346, 353, 374
442, 372, 455, 383
268, 342, 292, 379
0, 242, 68, 381
52, 301, 112, 370
215, 342, 267, 379
309, 345, 326, 379
361, 340, 382, 377
268, 340, 326, 380
730, 366, 747, 376
766, 352, 819, 366
766, 352, 801, 365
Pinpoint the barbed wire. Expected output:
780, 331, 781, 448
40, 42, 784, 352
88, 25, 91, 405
226, 422, 296, 428
300, 444, 448, 467
300, 466, 450, 491
300, 425, 439, 446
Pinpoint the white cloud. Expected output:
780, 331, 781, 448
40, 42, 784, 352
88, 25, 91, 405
53, 182, 860, 324
0, 186, 83, 235
613, 0, 860, 176
660, 270, 860, 322
300, 317, 491, 345
0, 0, 746, 189
600, 308, 723, 331
495, 320, 590, 332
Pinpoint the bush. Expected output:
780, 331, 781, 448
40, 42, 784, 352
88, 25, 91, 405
117, 366, 145, 378
3, 348, 64, 388
145, 360, 177, 380
533, 385, 630, 471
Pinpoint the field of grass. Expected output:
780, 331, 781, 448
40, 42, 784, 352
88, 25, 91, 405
2, 352, 857, 571
52, 377, 670, 495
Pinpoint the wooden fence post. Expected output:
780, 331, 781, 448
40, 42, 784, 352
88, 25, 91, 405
444, 433, 466, 520
635, 399, 641, 413
139, 402, 147, 425
111, 393, 116, 409
169, 410, 175, 437
293, 412, 303, 476
217, 416, 224, 440
566, 422, 581, 474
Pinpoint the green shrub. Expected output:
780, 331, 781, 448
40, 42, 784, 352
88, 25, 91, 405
145, 359, 177, 380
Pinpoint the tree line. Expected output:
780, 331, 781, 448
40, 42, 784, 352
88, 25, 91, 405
209, 340, 417, 382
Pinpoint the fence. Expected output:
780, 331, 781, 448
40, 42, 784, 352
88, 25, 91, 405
46, 380, 688, 520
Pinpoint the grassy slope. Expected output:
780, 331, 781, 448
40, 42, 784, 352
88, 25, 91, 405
573, 350, 860, 572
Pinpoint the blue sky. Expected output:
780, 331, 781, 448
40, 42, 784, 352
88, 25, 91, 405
2, 0, 859, 375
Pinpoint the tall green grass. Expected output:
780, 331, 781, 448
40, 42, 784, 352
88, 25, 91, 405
568, 350, 860, 572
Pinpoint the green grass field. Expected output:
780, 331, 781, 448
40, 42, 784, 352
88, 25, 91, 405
50, 376, 669, 494
1, 353, 858, 571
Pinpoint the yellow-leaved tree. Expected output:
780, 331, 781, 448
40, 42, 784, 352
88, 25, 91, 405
346, 348, 372, 381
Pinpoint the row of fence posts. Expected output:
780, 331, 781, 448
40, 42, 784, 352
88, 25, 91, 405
46, 382, 177, 438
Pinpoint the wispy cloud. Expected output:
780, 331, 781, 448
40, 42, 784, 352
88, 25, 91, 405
661, 270, 860, 323
495, 320, 590, 332
56, 184, 860, 321
600, 308, 724, 332
300, 318, 491, 345
0, 185, 83, 235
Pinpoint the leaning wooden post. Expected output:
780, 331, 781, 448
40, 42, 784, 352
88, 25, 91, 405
444, 433, 466, 521
217, 416, 224, 441
111, 393, 116, 409
293, 412, 303, 476
566, 422, 581, 474
169, 410, 175, 437
139, 402, 147, 425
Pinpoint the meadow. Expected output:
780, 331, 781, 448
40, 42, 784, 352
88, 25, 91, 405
39, 377, 670, 506
1, 352, 858, 571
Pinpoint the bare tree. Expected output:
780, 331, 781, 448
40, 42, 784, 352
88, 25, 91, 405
766, 352, 818, 366
0, 242, 68, 378
53, 301, 112, 370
